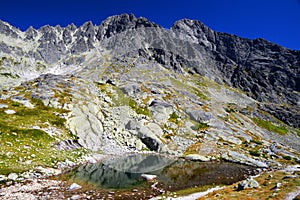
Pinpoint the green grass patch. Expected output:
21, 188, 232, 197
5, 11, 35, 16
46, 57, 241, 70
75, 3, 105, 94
0, 128, 87, 175
191, 122, 209, 131
129, 99, 151, 116
249, 150, 261, 157
169, 112, 181, 125
0, 93, 85, 175
282, 155, 292, 160
250, 139, 263, 145
252, 118, 288, 135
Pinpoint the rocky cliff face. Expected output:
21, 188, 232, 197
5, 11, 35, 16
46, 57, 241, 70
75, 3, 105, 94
0, 14, 299, 164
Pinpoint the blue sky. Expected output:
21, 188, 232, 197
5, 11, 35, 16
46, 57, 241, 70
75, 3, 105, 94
1, 0, 300, 50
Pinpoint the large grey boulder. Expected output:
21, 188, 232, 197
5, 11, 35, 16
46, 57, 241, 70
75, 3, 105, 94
149, 99, 173, 124
238, 178, 259, 190
185, 106, 212, 122
137, 125, 164, 151
222, 150, 268, 168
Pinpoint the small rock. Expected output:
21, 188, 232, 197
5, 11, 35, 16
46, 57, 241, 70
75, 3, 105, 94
0, 104, 8, 108
141, 174, 157, 181
25, 160, 32, 165
7, 173, 18, 181
238, 178, 259, 190
273, 182, 281, 191
283, 175, 298, 180
0, 175, 7, 182
185, 154, 211, 162
70, 195, 81, 200
4, 109, 16, 114
68, 183, 82, 190
85, 157, 97, 164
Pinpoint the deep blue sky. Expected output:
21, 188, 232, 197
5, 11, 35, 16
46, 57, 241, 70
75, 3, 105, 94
1, 0, 300, 50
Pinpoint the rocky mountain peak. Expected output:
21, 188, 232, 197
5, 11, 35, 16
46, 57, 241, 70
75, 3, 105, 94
0, 14, 299, 129
171, 18, 216, 50
0, 20, 19, 38
96, 13, 159, 40
24, 26, 38, 40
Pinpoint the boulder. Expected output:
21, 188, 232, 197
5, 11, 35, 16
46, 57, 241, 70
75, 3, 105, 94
138, 126, 164, 151
222, 150, 268, 168
141, 174, 157, 181
238, 178, 259, 190
149, 99, 173, 124
185, 154, 211, 162
0, 175, 7, 182
185, 106, 212, 122
4, 109, 16, 114
7, 173, 18, 181
68, 183, 82, 191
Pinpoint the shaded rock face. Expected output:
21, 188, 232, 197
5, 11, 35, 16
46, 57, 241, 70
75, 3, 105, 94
171, 19, 300, 128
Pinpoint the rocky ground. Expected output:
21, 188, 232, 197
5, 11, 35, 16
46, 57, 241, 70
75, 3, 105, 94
0, 164, 299, 200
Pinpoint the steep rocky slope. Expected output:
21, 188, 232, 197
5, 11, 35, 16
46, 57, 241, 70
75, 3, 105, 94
0, 14, 299, 198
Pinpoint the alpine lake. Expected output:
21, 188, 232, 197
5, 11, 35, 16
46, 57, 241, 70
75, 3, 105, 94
53, 154, 259, 199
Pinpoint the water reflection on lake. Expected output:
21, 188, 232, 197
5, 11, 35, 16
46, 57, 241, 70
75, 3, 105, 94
63, 154, 257, 190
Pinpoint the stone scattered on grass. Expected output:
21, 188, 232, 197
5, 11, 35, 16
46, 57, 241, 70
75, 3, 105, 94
68, 183, 82, 191
0, 175, 7, 182
237, 178, 259, 190
7, 173, 18, 181
4, 109, 16, 114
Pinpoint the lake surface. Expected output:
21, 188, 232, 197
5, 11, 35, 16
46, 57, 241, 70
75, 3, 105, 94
61, 154, 257, 191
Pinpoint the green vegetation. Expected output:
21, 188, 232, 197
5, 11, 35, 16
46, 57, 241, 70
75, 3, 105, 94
170, 77, 208, 101
97, 83, 151, 116
168, 112, 181, 126
282, 155, 292, 160
128, 99, 151, 116
191, 122, 209, 131
249, 150, 261, 157
295, 128, 300, 137
35, 61, 46, 71
0, 73, 20, 78
0, 90, 86, 175
250, 139, 263, 145
225, 107, 235, 113
193, 87, 208, 100
252, 118, 288, 135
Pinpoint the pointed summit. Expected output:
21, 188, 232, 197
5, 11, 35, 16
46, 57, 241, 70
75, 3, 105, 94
96, 14, 159, 40
25, 26, 38, 40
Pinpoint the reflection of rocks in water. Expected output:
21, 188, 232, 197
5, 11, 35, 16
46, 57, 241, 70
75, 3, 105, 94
65, 155, 257, 190
160, 160, 257, 190
103, 154, 175, 173
68, 154, 175, 189
70, 162, 143, 189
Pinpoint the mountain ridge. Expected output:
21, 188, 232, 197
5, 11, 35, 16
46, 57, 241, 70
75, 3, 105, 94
1, 13, 298, 128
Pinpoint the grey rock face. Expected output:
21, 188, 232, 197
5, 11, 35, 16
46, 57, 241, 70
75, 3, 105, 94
0, 42, 11, 53
25, 26, 38, 40
170, 19, 300, 128
0, 20, 18, 38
